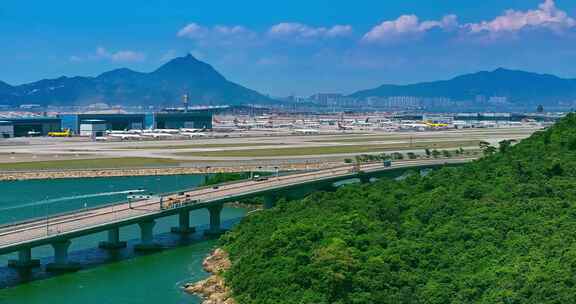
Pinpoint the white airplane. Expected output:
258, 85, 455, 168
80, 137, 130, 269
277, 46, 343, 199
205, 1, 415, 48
453, 121, 469, 129
275, 123, 294, 128
182, 132, 209, 138
142, 133, 174, 139
180, 128, 205, 133
107, 130, 128, 135
156, 129, 180, 134
293, 129, 320, 135
338, 122, 354, 131
400, 122, 430, 130
108, 133, 143, 140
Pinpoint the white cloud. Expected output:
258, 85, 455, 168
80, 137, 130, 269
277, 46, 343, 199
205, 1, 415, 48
177, 23, 256, 42
466, 0, 575, 34
268, 22, 353, 39
96, 47, 146, 62
177, 23, 206, 39
68, 55, 83, 63
362, 14, 457, 43
70, 47, 146, 63
159, 49, 178, 62
214, 25, 250, 36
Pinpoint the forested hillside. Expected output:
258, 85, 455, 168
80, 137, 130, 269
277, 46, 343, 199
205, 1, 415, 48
221, 113, 576, 304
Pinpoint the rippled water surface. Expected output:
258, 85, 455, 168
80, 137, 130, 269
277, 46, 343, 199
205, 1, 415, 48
0, 175, 246, 304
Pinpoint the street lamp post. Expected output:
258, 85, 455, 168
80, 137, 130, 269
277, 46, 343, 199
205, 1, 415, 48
45, 199, 49, 236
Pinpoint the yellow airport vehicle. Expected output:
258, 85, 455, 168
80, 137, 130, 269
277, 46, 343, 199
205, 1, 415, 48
425, 122, 450, 128
48, 129, 72, 137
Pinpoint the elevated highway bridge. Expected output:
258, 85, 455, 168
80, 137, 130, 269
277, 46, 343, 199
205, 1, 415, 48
0, 158, 472, 271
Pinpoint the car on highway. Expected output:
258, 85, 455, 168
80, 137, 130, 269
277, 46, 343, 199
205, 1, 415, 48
253, 175, 269, 182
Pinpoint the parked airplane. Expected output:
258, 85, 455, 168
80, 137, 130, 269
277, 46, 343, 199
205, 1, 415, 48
180, 128, 206, 133
155, 129, 180, 134
182, 132, 209, 138
337, 122, 354, 131
108, 133, 143, 140
293, 129, 320, 135
141, 133, 174, 139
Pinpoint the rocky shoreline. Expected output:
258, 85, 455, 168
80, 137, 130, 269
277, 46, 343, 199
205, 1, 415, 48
0, 162, 337, 181
183, 248, 236, 304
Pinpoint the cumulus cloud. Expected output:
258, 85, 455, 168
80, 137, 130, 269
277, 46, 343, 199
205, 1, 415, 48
70, 47, 146, 63
466, 0, 575, 35
177, 23, 256, 42
68, 55, 83, 63
268, 22, 353, 39
96, 47, 146, 62
362, 14, 457, 43
177, 23, 206, 39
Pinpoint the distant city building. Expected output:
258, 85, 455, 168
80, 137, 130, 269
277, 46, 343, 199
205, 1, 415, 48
0, 121, 14, 138
310, 93, 345, 106
19, 104, 42, 110
388, 96, 420, 108
475, 95, 487, 104
488, 96, 508, 104
421, 97, 454, 109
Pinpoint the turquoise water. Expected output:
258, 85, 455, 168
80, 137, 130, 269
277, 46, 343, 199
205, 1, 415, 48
0, 175, 246, 304
0, 174, 207, 224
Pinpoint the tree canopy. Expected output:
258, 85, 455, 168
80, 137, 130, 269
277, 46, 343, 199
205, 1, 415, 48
221, 113, 576, 304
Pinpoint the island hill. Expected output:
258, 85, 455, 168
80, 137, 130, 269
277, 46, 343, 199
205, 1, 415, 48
209, 113, 576, 303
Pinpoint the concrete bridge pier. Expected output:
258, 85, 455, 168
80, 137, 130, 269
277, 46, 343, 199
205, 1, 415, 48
8, 247, 40, 269
134, 220, 162, 252
358, 172, 371, 184
46, 240, 80, 272
171, 210, 196, 235
205, 204, 225, 236
264, 194, 277, 209
99, 227, 127, 250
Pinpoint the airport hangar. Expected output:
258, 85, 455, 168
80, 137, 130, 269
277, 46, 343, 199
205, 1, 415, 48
60, 110, 214, 135
0, 117, 62, 138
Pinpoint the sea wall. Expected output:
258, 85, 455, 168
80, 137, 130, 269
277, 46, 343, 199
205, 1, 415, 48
0, 162, 337, 181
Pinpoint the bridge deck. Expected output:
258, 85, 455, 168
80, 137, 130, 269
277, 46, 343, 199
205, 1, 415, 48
0, 159, 471, 254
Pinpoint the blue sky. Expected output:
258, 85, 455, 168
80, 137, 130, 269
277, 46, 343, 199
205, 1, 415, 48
1, 0, 576, 96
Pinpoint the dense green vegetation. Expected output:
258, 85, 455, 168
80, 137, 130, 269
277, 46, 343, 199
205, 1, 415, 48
203, 172, 272, 186
203, 172, 267, 206
221, 114, 576, 303
203, 172, 251, 186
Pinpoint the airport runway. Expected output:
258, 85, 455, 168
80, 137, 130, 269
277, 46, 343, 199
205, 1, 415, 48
0, 127, 540, 167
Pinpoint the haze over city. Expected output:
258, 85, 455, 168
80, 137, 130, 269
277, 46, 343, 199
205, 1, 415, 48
2, 0, 576, 95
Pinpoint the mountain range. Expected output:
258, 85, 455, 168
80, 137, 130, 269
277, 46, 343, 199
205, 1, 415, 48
351, 68, 576, 109
1, 57, 576, 110
0, 55, 273, 107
